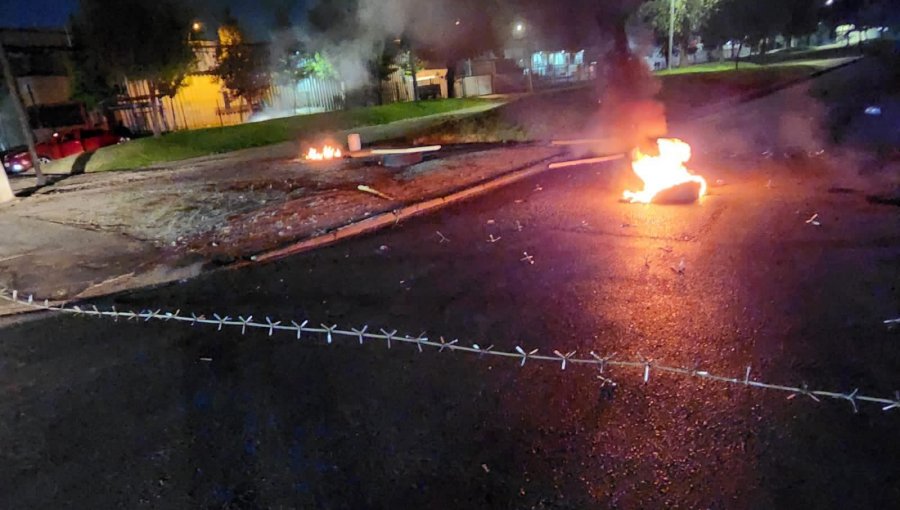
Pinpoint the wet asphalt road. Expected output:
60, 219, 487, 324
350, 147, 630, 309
3, 142, 900, 508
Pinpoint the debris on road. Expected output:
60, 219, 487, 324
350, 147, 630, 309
521, 252, 535, 265
357, 185, 395, 201
671, 258, 686, 275
805, 213, 821, 226
548, 153, 625, 170
436, 231, 450, 244
487, 234, 502, 244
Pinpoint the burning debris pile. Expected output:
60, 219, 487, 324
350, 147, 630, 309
623, 138, 707, 204
305, 144, 344, 161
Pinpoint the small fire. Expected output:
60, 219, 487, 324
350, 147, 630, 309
623, 138, 707, 204
305, 144, 343, 161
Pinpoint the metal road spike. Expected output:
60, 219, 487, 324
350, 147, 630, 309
515, 346, 539, 367
190, 313, 200, 326
12, 290, 17, 300
744, 366, 752, 385
843, 388, 860, 413
589, 351, 616, 373
553, 350, 576, 370
290, 320, 308, 340
787, 383, 821, 403
438, 337, 458, 352
213, 314, 229, 331
266, 318, 281, 337
351, 325, 368, 344
28, 294, 33, 304
322, 324, 337, 344
882, 391, 900, 412
238, 316, 253, 335
414, 333, 428, 353
380, 329, 397, 349
473, 344, 494, 358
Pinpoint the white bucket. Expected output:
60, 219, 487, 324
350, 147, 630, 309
347, 133, 362, 152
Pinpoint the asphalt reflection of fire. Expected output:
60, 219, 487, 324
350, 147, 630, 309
623, 138, 707, 204
305, 144, 343, 161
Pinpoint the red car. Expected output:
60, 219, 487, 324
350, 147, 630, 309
2, 129, 128, 174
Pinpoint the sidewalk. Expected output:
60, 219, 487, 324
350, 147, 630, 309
0, 142, 560, 314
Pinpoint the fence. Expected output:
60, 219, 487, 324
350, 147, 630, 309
2, 287, 898, 414
117, 75, 346, 132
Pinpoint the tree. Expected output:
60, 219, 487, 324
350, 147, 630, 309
784, 0, 823, 45
702, 0, 792, 67
72, 0, 195, 138
214, 13, 271, 112
638, 0, 722, 67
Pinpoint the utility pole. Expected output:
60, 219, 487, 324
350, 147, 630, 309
667, 0, 675, 70
0, 40, 45, 186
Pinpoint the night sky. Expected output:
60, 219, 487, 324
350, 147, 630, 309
2, 0, 309, 38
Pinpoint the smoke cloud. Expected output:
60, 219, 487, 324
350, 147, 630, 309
279, 0, 480, 91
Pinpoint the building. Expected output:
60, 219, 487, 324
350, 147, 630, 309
0, 28, 85, 149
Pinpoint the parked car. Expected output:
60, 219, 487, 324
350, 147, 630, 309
1, 128, 129, 173
1, 146, 30, 175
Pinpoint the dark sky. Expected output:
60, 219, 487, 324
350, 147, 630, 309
2, 0, 308, 38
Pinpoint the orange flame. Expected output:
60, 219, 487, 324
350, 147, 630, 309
305, 144, 343, 161
622, 138, 707, 204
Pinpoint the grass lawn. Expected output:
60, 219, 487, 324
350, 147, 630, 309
51, 98, 489, 172
654, 61, 763, 76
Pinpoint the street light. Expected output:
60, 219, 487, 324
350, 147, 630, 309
192, 21, 203, 32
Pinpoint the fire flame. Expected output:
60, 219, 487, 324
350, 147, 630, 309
622, 138, 707, 204
305, 145, 343, 161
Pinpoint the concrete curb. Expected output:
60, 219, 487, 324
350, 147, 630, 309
250, 151, 570, 264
